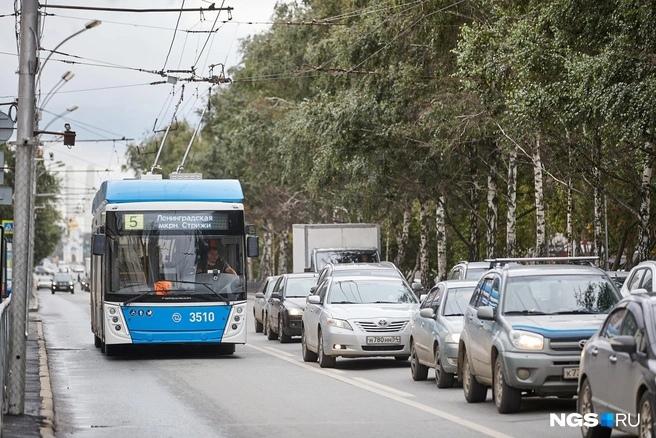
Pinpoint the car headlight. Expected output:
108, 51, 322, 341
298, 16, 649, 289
286, 307, 303, 316
326, 318, 353, 331
510, 330, 544, 351
445, 333, 460, 343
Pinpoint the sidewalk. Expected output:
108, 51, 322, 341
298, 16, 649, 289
2, 297, 54, 438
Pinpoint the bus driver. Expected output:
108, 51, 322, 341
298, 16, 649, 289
205, 245, 237, 275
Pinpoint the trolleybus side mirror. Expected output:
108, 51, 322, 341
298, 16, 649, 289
92, 234, 106, 256
247, 235, 259, 258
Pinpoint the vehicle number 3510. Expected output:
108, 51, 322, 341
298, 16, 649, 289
189, 312, 215, 322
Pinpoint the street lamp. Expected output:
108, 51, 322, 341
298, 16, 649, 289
37, 19, 102, 87
43, 105, 78, 131
40, 71, 75, 108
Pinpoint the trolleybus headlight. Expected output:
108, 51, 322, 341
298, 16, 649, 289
112, 316, 119, 323
114, 325, 121, 331
234, 315, 240, 322
109, 308, 116, 315
236, 307, 243, 314
231, 324, 238, 330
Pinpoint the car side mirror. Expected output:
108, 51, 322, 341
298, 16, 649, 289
307, 295, 321, 305
270, 292, 281, 300
92, 234, 105, 256
255, 292, 265, 299
610, 335, 637, 356
477, 306, 495, 321
246, 236, 259, 258
419, 308, 435, 319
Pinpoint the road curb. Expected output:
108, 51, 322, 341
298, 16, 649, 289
36, 321, 55, 438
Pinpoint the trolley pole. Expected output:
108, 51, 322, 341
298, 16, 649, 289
7, 0, 39, 415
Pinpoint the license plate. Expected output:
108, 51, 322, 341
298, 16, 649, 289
563, 367, 580, 379
366, 336, 401, 345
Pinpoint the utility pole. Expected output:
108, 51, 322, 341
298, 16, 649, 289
7, 0, 39, 415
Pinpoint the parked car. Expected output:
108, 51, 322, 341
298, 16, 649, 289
447, 261, 490, 281
606, 270, 629, 289
410, 280, 478, 387
620, 261, 655, 296
302, 271, 419, 367
253, 276, 279, 333
578, 291, 656, 438
51, 273, 75, 294
458, 259, 621, 413
266, 273, 318, 342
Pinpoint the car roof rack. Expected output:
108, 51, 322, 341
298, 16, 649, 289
485, 256, 599, 268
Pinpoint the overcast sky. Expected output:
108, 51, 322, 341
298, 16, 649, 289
1, 0, 279, 226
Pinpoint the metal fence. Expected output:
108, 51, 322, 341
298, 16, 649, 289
0, 296, 11, 430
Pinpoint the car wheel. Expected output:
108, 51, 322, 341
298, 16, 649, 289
317, 329, 336, 368
279, 318, 292, 343
578, 378, 611, 438
254, 312, 263, 333
410, 341, 428, 381
493, 356, 521, 413
435, 347, 455, 388
462, 352, 487, 403
94, 335, 102, 348
639, 392, 654, 438
301, 326, 318, 362
267, 315, 278, 341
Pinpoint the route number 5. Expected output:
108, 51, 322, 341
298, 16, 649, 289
125, 214, 144, 230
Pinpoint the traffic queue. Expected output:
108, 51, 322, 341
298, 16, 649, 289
253, 256, 656, 438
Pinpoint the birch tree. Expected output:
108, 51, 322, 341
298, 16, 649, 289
533, 138, 547, 256
506, 146, 518, 256
435, 194, 447, 281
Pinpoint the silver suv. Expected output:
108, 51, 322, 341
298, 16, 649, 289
458, 259, 621, 413
447, 261, 490, 281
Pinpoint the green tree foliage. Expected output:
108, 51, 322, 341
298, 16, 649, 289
126, 0, 656, 281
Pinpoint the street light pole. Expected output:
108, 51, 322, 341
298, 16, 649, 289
8, 0, 39, 415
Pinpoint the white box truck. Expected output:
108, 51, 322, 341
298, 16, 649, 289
292, 223, 381, 273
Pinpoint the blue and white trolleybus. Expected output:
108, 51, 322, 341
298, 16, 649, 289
90, 178, 259, 355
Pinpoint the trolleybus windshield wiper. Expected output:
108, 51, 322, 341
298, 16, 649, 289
163, 279, 231, 302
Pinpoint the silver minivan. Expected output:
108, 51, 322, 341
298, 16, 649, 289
410, 280, 478, 387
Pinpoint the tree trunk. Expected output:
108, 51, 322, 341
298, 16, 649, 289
613, 223, 634, 270
419, 202, 431, 287
486, 148, 498, 258
468, 147, 479, 261
395, 205, 412, 267
566, 145, 574, 256
636, 142, 654, 261
277, 229, 289, 274
592, 139, 603, 261
533, 137, 547, 256
506, 146, 518, 257
261, 220, 275, 279
435, 194, 447, 282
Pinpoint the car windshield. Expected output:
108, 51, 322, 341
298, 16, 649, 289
465, 268, 487, 280
285, 277, 318, 298
54, 274, 71, 282
315, 250, 380, 271
328, 279, 417, 304
443, 286, 476, 316
503, 274, 619, 315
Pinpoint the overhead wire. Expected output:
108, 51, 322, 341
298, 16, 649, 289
161, 0, 186, 71
40, 107, 125, 138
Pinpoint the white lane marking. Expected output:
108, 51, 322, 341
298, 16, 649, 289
247, 344, 513, 438
351, 377, 415, 398
261, 346, 295, 357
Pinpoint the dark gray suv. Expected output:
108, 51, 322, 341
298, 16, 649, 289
458, 259, 621, 413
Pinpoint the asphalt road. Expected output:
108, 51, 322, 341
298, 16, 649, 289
37, 287, 586, 438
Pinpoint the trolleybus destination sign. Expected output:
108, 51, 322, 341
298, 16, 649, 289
119, 212, 230, 231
